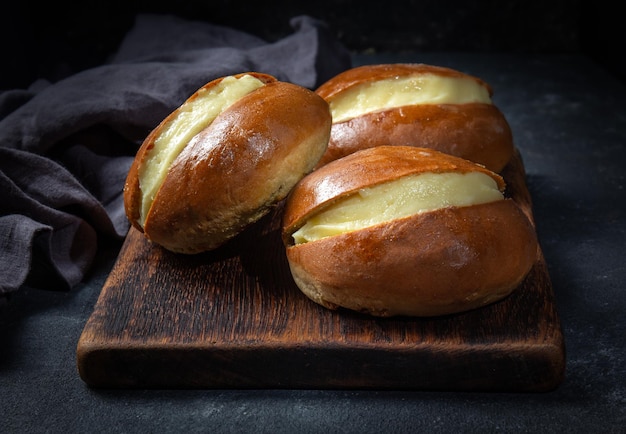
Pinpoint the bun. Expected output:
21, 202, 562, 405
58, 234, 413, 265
124, 72, 331, 254
282, 146, 538, 317
315, 63, 514, 172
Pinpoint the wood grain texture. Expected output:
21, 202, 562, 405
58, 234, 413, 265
76, 150, 565, 391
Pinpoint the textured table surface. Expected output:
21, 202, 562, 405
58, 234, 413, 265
2, 52, 625, 433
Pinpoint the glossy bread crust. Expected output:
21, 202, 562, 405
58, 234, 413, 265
282, 146, 537, 317
124, 73, 331, 254
317, 103, 514, 171
124, 72, 277, 232
286, 199, 538, 317
315, 63, 514, 172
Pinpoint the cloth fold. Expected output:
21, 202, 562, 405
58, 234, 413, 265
0, 14, 352, 296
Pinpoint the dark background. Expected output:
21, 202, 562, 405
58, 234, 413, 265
1, 0, 624, 90
2, 2, 626, 432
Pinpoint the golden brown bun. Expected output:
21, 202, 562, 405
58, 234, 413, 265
315, 63, 514, 172
124, 72, 331, 254
282, 146, 538, 317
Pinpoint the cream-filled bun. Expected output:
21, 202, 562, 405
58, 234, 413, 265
282, 146, 538, 317
315, 63, 514, 172
124, 72, 331, 254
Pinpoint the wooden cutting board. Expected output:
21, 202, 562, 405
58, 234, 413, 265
76, 151, 565, 391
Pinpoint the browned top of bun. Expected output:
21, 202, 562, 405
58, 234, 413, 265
312, 64, 514, 172
124, 72, 278, 232
316, 63, 493, 100
143, 79, 331, 253
124, 72, 331, 254
282, 146, 505, 240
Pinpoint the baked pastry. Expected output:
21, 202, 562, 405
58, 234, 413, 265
315, 63, 514, 172
282, 146, 538, 317
124, 72, 331, 254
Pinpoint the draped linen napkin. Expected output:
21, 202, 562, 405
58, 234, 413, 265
0, 14, 351, 297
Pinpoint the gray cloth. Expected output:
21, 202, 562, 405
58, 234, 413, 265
0, 13, 351, 295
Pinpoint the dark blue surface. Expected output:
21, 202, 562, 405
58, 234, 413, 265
2, 52, 625, 433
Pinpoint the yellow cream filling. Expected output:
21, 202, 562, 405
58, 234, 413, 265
292, 171, 503, 244
138, 74, 265, 226
329, 74, 492, 123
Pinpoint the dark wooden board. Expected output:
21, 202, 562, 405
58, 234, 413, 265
76, 151, 565, 391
